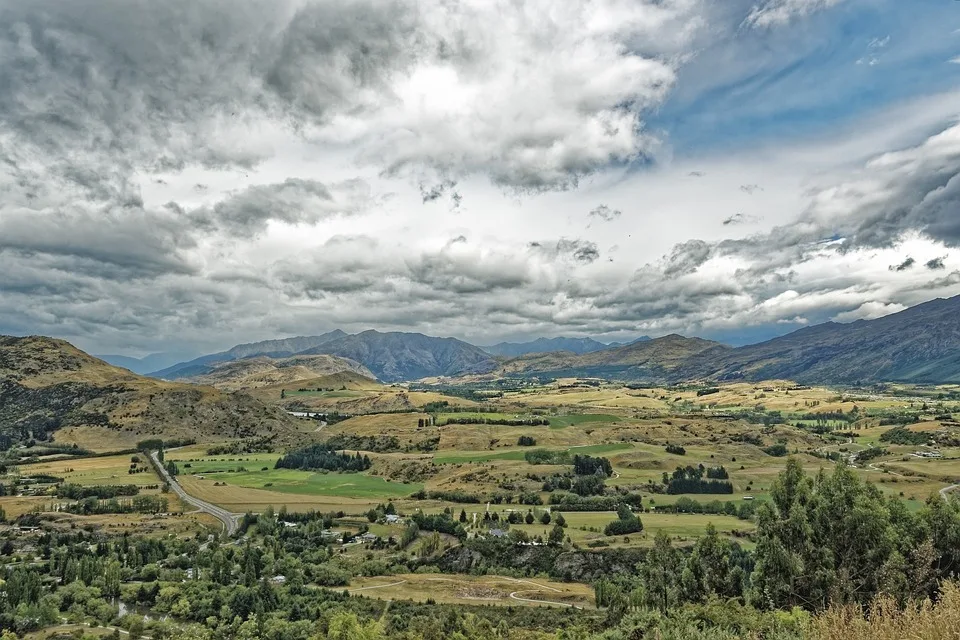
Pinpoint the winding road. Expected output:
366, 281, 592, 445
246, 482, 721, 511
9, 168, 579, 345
149, 451, 239, 535
940, 483, 960, 503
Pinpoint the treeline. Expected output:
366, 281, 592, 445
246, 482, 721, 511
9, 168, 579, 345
55, 483, 140, 499
275, 444, 371, 472
548, 493, 644, 511
62, 495, 169, 515
654, 496, 757, 520
663, 465, 734, 494
410, 489, 482, 504
439, 417, 549, 426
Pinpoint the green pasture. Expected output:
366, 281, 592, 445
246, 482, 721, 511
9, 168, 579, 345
433, 442, 634, 465
211, 468, 420, 499
548, 414, 620, 429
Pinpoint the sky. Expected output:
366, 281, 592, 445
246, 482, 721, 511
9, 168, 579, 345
1, 0, 960, 358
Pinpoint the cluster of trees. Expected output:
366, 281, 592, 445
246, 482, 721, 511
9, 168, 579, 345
55, 483, 140, 499
62, 495, 169, 515
548, 493, 644, 511
763, 443, 789, 457
410, 510, 467, 539
524, 449, 571, 465
438, 417, 549, 426
665, 444, 686, 455
662, 465, 734, 494
572, 455, 612, 477
410, 489, 482, 504
654, 496, 757, 520
517, 435, 537, 446
603, 504, 643, 536
275, 444, 372, 472
879, 426, 930, 445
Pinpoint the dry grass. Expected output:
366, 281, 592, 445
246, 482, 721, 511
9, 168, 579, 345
22, 453, 162, 487
0, 496, 49, 518
346, 573, 594, 608
52, 425, 145, 452
811, 581, 960, 640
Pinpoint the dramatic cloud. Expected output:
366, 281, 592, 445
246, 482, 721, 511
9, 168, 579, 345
1, 0, 958, 355
0, 0, 698, 195
187, 178, 375, 238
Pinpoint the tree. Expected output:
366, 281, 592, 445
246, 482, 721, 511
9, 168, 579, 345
104, 559, 122, 598
549, 523, 565, 545
540, 511, 551, 525
555, 512, 566, 527
323, 611, 385, 640
459, 509, 467, 523
752, 458, 901, 611
642, 530, 679, 612
525, 512, 535, 525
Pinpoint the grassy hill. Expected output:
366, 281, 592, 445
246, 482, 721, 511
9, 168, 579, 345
0, 335, 306, 448
499, 334, 727, 381
149, 330, 348, 379
181, 354, 374, 391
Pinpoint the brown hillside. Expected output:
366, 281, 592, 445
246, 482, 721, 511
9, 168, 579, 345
182, 354, 374, 392
0, 335, 306, 448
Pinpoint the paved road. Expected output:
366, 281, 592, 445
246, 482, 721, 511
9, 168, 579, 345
149, 451, 239, 535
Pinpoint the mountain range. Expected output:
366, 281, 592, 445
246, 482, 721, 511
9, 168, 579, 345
481, 336, 650, 357
150, 330, 496, 383
676, 295, 960, 384
502, 295, 960, 384
95, 293, 960, 386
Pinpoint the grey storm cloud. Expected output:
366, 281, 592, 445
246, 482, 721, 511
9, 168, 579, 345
188, 178, 373, 238
0, 0, 687, 197
529, 239, 600, 265
927, 256, 947, 270
663, 240, 713, 277
588, 205, 622, 222
722, 213, 761, 226
420, 180, 457, 204
889, 257, 916, 272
